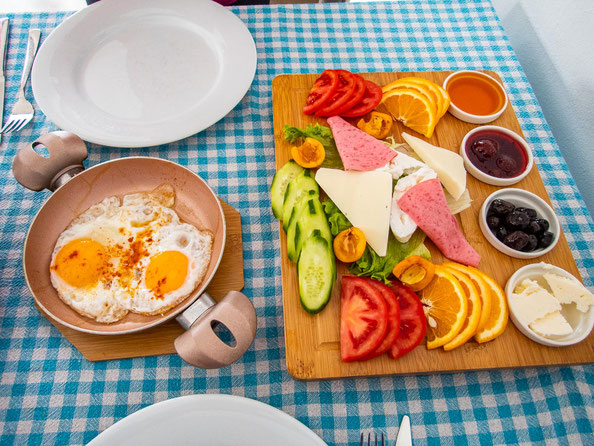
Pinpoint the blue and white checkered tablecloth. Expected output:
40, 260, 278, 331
1, 1, 593, 445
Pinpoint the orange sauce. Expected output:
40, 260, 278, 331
446, 73, 505, 116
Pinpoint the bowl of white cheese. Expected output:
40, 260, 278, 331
505, 263, 594, 346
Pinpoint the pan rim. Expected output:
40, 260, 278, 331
23, 157, 227, 335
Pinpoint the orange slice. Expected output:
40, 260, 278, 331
441, 265, 482, 351
383, 77, 450, 117
443, 262, 508, 343
471, 269, 509, 343
381, 88, 437, 138
443, 262, 492, 333
382, 79, 439, 116
420, 265, 468, 349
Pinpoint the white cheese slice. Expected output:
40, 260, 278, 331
315, 168, 392, 257
401, 132, 467, 200
529, 311, 573, 337
375, 150, 427, 180
389, 167, 438, 243
511, 279, 562, 326
543, 273, 594, 313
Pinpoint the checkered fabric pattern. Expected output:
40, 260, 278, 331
1, 1, 593, 445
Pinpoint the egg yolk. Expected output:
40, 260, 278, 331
53, 239, 107, 288
145, 251, 189, 298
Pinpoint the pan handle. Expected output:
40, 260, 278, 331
174, 291, 257, 369
12, 131, 88, 191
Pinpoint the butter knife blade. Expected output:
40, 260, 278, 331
0, 18, 9, 141
395, 415, 412, 446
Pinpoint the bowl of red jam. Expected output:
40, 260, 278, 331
443, 71, 508, 124
460, 126, 534, 186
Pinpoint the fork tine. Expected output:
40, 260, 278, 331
374, 432, 378, 446
1, 120, 18, 134
360, 433, 364, 446
13, 118, 31, 132
381, 432, 385, 446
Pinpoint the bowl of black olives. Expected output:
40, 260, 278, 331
479, 188, 560, 259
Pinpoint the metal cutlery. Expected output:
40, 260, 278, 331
395, 415, 412, 446
360, 432, 385, 446
361, 415, 412, 446
0, 28, 40, 135
0, 18, 9, 143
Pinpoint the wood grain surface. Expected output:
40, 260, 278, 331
272, 71, 594, 380
37, 199, 244, 361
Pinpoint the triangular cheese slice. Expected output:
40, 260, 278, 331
315, 168, 392, 256
327, 116, 397, 171
402, 132, 466, 200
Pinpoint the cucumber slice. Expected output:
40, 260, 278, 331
270, 161, 304, 219
282, 171, 319, 231
297, 230, 336, 313
293, 199, 332, 262
286, 193, 318, 262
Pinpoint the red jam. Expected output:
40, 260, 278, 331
465, 130, 528, 178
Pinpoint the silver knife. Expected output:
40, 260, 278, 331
0, 18, 9, 143
395, 415, 412, 446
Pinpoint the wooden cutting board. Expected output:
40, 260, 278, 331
272, 71, 594, 380
36, 199, 244, 361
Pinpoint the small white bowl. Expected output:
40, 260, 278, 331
505, 263, 594, 347
479, 188, 560, 259
443, 70, 508, 124
460, 126, 534, 186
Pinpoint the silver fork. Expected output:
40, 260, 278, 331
0, 29, 40, 134
360, 432, 386, 446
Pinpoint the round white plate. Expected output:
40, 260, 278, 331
87, 394, 327, 446
32, 0, 257, 147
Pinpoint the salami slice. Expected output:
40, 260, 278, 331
398, 179, 481, 267
327, 116, 397, 171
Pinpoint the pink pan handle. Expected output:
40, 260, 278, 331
12, 131, 88, 191
175, 291, 257, 369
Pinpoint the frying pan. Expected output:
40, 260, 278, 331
12, 131, 257, 369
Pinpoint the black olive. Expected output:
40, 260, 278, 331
489, 199, 515, 217
471, 138, 499, 160
505, 210, 530, 230
536, 218, 549, 233
487, 215, 501, 230
521, 234, 538, 252
539, 231, 554, 249
495, 226, 508, 241
503, 231, 529, 251
516, 207, 537, 219
496, 156, 517, 174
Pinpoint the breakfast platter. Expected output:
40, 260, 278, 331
271, 70, 594, 380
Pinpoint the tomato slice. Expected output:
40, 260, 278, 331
362, 280, 401, 359
340, 80, 383, 117
315, 70, 356, 117
303, 70, 339, 115
388, 281, 427, 359
332, 73, 366, 116
340, 276, 388, 362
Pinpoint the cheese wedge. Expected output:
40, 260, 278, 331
529, 311, 573, 337
511, 279, 562, 327
401, 132, 466, 200
543, 273, 594, 312
315, 168, 392, 256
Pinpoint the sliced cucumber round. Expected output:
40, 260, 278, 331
270, 160, 304, 219
297, 230, 336, 314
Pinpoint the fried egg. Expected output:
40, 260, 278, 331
49, 185, 213, 323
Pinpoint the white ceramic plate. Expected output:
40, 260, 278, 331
32, 0, 257, 147
505, 263, 594, 347
88, 394, 327, 446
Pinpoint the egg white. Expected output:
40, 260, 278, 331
49, 189, 213, 323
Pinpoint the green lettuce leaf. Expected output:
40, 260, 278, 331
322, 197, 430, 285
283, 124, 344, 169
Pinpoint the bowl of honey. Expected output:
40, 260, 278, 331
443, 70, 508, 124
